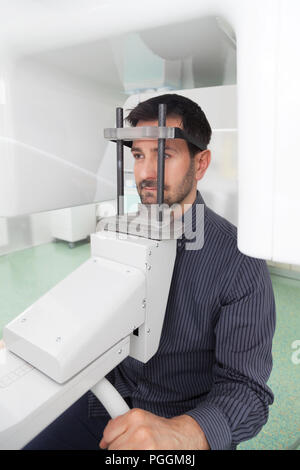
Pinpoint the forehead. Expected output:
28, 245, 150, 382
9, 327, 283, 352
132, 116, 188, 153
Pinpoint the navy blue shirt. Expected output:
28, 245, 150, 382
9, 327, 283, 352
89, 191, 276, 450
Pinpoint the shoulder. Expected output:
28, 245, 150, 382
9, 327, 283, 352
195, 191, 237, 243
202, 205, 270, 291
204, 205, 237, 242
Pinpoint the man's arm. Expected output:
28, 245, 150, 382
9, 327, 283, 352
185, 255, 276, 450
100, 256, 275, 451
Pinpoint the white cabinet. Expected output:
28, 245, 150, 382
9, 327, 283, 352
51, 204, 96, 246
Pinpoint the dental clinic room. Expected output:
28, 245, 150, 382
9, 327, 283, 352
0, 0, 299, 452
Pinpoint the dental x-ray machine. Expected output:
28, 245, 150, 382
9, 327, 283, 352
0, 103, 189, 449
0, 0, 300, 450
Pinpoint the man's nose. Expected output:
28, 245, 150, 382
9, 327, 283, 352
139, 156, 157, 181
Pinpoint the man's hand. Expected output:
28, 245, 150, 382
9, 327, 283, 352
0, 339, 5, 350
99, 408, 210, 450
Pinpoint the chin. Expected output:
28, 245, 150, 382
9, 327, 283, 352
140, 191, 156, 202
141, 198, 155, 205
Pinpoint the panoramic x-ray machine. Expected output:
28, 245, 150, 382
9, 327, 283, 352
0, 103, 187, 449
0, 0, 300, 450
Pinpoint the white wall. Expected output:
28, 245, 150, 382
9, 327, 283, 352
0, 212, 52, 256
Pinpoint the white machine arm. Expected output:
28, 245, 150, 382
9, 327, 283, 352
0, 231, 176, 449
0, 338, 130, 450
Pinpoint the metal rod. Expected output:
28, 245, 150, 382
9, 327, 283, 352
116, 107, 124, 216
157, 103, 167, 222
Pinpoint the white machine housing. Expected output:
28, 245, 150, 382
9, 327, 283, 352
3, 231, 177, 383
0, 228, 176, 448
0, 337, 130, 449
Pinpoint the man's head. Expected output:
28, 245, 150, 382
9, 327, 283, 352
126, 94, 212, 209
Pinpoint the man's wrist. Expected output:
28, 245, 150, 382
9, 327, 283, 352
170, 414, 210, 450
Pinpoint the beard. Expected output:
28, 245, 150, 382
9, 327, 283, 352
137, 158, 195, 206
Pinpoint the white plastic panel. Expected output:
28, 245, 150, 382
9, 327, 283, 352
91, 231, 177, 362
3, 256, 145, 383
0, 337, 129, 450
236, 0, 280, 261
236, 0, 300, 265
272, 0, 300, 265
0, 58, 120, 216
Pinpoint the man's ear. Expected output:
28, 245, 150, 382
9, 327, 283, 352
194, 150, 211, 182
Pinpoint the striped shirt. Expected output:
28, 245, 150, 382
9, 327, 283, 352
88, 191, 276, 450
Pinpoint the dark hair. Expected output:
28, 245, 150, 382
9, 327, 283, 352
126, 93, 212, 157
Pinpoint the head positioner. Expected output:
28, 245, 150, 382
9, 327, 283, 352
104, 104, 207, 218
104, 126, 207, 151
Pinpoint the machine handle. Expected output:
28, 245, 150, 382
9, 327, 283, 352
91, 377, 130, 419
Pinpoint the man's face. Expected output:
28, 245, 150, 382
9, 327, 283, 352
131, 116, 198, 207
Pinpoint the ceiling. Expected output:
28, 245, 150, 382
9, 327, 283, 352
28, 16, 236, 94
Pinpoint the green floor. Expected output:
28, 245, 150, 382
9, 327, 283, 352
0, 241, 299, 450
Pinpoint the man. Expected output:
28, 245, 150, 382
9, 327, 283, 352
21, 93, 275, 450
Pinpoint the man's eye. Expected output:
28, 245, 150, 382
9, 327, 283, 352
132, 153, 171, 160
132, 154, 144, 160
